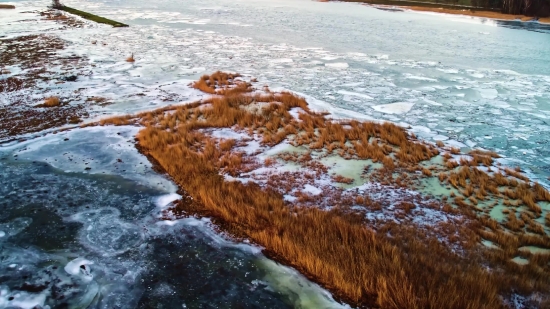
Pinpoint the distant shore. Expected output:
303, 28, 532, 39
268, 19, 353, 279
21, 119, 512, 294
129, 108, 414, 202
322, 0, 550, 24
391, 5, 550, 24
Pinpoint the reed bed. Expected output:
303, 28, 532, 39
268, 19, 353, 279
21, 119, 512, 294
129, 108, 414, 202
95, 72, 550, 308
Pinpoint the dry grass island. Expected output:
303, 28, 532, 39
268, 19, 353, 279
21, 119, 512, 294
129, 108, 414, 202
89, 72, 550, 308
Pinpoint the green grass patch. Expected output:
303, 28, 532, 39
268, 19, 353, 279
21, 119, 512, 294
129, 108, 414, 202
58, 6, 128, 27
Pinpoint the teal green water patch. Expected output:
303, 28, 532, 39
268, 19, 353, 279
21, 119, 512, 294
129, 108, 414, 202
58, 6, 129, 27
257, 258, 346, 308
511, 256, 529, 265
489, 204, 508, 223
417, 176, 460, 199
481, 239, 499, 249
541, 201, 550, 212
320, 156, 381, 188
419, 155, 444, 168
535, 203, 550, 235
264, 143, 309, 157
518, 246, 550, 255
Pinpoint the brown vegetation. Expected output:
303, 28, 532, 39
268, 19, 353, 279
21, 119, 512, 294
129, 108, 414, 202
422, 168, 432, 177
126, 53, 135, 63
332, 175, 354, 184
94, 72, 550, 308
38, 96, 61, 107
191, 71, 246, 95
443, 164, 549, 218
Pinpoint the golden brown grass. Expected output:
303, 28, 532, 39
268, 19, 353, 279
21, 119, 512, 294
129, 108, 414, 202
136, 123, 501, 308
126, 53, 135, 62
332, 175, 354, 184
422, 168, 432, 177
443, 164, 549, 217
37, 96, 60, 107
94, 72, 550, 308
192, 71, 247, 95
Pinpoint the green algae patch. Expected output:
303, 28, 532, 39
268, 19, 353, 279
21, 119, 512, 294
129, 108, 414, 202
57, 6, 128, 27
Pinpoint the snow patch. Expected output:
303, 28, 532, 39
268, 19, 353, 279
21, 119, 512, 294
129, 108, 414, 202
372, 102, 415, 114
303, 184, 322, 195
337, 90, 373, 100
155, 193, 181, 209
325, 62, 349, 69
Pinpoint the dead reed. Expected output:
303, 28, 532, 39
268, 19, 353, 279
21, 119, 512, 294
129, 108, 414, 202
37, 96, 60, 107
94, 72, 550, 308
126, 53, 135, 62
332, 175, 354, 184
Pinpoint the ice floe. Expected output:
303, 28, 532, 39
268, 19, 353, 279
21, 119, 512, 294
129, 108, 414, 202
372, 102, 415, 114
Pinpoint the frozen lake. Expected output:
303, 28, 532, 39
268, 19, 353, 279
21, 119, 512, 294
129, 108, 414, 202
1, 0, 550, 307
54, 0, 550, 184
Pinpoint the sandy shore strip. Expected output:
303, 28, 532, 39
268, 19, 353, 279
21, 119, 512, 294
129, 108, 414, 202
375, 4, 550, 24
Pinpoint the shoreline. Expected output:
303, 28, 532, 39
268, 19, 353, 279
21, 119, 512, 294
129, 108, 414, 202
399, 5, 550, 24
329, 0, 550, 24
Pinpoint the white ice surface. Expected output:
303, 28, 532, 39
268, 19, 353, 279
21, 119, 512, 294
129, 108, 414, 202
3, 126, 177, 192
372, 102, 415, 114
303, 184, 322, 195
337, 90, 374, 100
325, 62, 349, 69
155, 193, 182, 209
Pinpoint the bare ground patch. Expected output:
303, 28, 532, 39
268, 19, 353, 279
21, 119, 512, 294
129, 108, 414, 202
0, 31, 95, 140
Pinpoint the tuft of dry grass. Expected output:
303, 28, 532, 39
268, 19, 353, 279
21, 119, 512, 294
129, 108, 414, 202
421, 168, 432, 177
37, 96, 60, 107
192, 71, 247, 95
126, 53, 135, 62
332, 175, 354, 184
